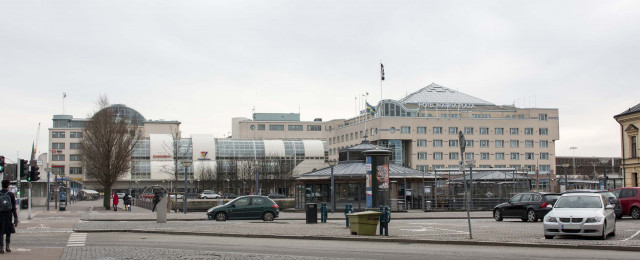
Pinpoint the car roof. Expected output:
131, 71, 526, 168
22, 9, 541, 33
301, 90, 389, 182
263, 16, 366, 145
561, 193, 602, 197
563, 189, 608, 193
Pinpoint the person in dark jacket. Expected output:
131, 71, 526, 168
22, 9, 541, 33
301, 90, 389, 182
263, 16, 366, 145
123, 194, 132, 211
0, 180, 18, 253
152, 192, 160, 212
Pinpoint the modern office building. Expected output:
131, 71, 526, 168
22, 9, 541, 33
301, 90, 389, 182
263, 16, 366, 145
614, 102, 640, 187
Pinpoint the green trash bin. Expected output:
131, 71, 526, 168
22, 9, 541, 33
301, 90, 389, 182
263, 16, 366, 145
347, 211, 382, 236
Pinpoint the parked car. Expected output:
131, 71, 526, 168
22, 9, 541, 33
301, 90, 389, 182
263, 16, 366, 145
117, 193, 125, 199
221, 193, 237, 199
610, 187, 640, 219
199, 190, 221, 199
493, 192, 561, 222
267, 193, 286, 199
169, 194, 183, 199
563, 189, 622, 219
543, 193, 616, 240
206, 195, 279, 221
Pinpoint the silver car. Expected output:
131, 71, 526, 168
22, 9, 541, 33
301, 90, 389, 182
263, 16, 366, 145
543, 193, 616, 240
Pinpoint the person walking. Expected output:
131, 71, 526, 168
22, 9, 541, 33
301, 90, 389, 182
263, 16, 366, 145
123, 194, 132, 211
0, 180, 18, 253
112, 193, 119, 211
151, 192, 160, 212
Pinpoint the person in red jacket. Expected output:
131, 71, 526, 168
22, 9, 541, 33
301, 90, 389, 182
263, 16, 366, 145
112, 193, 119, 211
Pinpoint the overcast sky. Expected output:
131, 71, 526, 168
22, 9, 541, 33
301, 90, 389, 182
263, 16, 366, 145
1, 0, 638, 163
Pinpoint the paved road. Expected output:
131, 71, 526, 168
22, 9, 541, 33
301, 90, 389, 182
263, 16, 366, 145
62, 232, 640, 260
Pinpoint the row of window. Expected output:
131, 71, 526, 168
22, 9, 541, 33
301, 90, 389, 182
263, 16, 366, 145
416, 152, 550, 160
416, 139, 549, 148
51, 154, 82, 161
51, 131, 83, 138
398, 126, 549, 135
250, 124, 322, 131
51, 143, 82, 149
416, 164, 552, 171
50, 166, 82, 175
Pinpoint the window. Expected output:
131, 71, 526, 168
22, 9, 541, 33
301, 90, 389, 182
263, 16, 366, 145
433, 152, 443, 160
70, 154, 82, 161
432, 165, 445, 169
449, 140, 458, 147
540, 140, 548, 148
465, 153, 474, 160
525, 128, 533, 135
510, 140, 519, 148
449, 152, 459, 160
52, 166, 65, 175
401, 126, 410, 134
632, 136, 637, 158
234, 197, 250, 206
417, 140, 427, 147
417, 165, 428, 172
525, 140, 534, 148
250, 125, 255, 130
70, 131, 83, 138
495, 165, 506, 168
480, 127, 489, 135
510, 128, 518, 135
418, 152, 427, 160
52, 143, 65, 149
449, 127, 458, 134
464, 127, 473, 135
539, 114, 548, 121
496, 153, 505, 160
258, 124, 265, 130
252, 197, 265, 205
481, 153, 489, 160
433, 127, 442, 134
288, 125, 303, 131
52, 155, 65, 161
495, 128, 504, 135
70, 143, 81, 149
52, 131, 65, 138
540, 128, 548, 135
355, 132, 359, 139
465, 140, 473, 147
480, 140, 489, 147
307, 125, 321, 131
539, 165, 551, 171
525, 153, 534, 160
495, 140, 504, 148
269, 124, 284, 131
510, 153, 520, 160
540, 153, 549, 160
433, 140, 443, 147
417, 127, 427, 134
70, 167, 82, 174
621, 189, 638, 198
479, 165, 491, 168
390, 127, 396, 133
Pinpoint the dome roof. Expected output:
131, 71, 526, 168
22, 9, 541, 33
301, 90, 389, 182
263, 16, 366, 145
99, 104, 146, 125
398, 83, 494, 106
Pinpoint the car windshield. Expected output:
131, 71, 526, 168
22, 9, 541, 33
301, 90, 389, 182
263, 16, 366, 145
554, 196, 602, 208
543, 194, 560, 201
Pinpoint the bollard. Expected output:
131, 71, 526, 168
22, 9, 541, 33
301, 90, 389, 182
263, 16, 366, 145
320, 202, 328, 223
344, 203, 354, 227
379, 206, 391, 236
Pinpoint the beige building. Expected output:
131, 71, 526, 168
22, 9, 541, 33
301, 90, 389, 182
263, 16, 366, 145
614, 103, 640, 187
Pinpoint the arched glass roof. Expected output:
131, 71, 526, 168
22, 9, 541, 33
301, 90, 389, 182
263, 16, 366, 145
99, 104, 146, 125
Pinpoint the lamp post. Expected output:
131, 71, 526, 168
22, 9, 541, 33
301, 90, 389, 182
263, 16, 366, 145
570, 147, 578, 175
181, 160, 192, 214
254, 163, 260, 195
599, 158, 609, 190
328, 159, 337, 213
45, 167, 51, 211
562, 163, 570, 191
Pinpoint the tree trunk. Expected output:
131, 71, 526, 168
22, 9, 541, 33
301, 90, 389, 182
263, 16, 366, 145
103, 185, 112, 210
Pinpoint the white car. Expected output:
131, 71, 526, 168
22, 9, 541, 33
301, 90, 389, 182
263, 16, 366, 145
199, 190, 221, 199
543, 193, 616, 240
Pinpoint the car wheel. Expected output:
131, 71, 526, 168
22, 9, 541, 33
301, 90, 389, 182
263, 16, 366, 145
631, 207, 640, 219
527, 209, 538, 222
493, 209, 503, 221
544, 235, 554, 239
611, 224, 616, 237
263, 211, 275, 222
600, 221, 607, 240
215, 212, 228, 221
616, 213, 623, 220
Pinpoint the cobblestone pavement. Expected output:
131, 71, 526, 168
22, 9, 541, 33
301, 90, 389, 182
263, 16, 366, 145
60, 246, 355, 260
74, 217, 640, 248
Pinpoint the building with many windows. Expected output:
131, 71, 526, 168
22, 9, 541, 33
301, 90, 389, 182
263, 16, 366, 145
614, 102, 640, 187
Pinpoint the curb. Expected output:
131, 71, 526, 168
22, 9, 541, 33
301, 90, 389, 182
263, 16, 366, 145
80, 216, 493, 222
73, 228, 640, 252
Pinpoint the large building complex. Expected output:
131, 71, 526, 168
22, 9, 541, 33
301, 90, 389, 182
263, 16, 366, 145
615, 102, 640, 187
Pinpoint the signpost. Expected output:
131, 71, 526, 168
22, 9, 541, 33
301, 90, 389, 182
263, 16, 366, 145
459, 131, 473, 239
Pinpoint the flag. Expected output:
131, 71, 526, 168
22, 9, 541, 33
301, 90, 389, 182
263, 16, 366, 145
63, 92, 67, 98
380, 63, 385, 81
366, 102, 376, 116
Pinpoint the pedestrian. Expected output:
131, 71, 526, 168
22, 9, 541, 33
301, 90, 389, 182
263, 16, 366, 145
112, 193, 119, 211
123, 194, 132, 212
0, 180, 18, 253
152, 192, 160, 212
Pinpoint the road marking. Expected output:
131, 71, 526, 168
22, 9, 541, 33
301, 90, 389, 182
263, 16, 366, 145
623, 230, 640, 241
67, 233, 87, 247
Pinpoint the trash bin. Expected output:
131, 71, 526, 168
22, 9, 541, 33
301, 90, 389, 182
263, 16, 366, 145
347, 211, 382, 236
20, 198, 28, 209
424, 201, 432, 212
306, 203, 318, 224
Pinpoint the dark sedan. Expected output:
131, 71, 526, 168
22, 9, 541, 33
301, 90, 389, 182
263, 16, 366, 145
206, 195, 279, 221
494, 192, 561, 222
564, 189, 623, 219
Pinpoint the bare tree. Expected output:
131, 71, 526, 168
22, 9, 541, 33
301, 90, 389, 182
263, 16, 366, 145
159, 127, 188, 191
81, 95, 141, 209
197, 163, 217, 191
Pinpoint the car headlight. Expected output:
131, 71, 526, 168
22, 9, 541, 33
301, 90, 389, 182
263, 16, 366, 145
585, 217, 603, 223
545, 216, 557, 222
207, 208, 214, 213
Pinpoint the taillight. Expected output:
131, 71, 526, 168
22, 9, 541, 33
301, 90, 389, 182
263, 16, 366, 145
541, 203, 549, 208
272, 204, 279, 209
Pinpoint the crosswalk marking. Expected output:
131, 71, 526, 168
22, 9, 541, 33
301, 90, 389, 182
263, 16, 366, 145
67, 233, 87, 247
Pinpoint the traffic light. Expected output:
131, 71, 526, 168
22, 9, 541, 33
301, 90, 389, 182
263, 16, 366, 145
19, 159, 28, 180
28, 160, 40, 182
0, 156, 4, 174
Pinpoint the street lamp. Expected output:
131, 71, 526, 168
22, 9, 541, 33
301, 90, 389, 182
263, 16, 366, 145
328, 159, 337, 213
599, 158, 609, 189
180, 160, 192, 214
254, 163, 260, 195
570, 147, 578, 175
45, 167, 51, 211
562, 163, 570, 191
